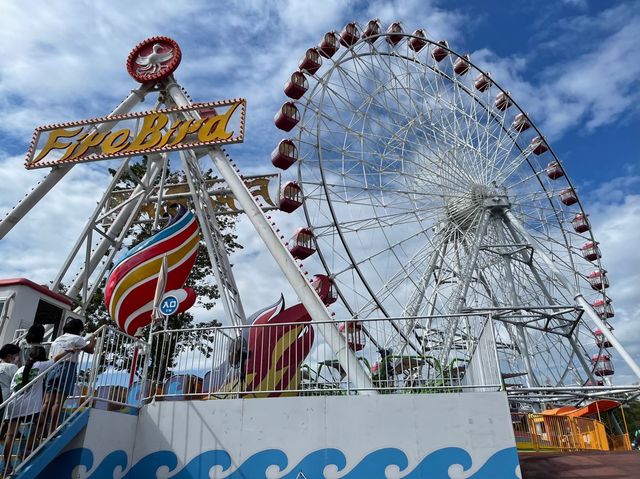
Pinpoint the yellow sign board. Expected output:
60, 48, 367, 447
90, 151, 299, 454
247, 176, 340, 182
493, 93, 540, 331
25, 99, 246, 169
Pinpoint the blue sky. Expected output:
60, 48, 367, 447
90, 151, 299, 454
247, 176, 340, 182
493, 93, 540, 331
0, 0, 639, 383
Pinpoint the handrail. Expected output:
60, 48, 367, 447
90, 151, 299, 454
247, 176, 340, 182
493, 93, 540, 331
0, 324, 146, 477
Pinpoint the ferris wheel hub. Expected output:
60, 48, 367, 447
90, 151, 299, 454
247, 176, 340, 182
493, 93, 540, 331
445, 185, 510, 229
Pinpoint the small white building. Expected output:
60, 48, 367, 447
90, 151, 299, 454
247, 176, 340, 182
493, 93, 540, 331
0, 278, 74, 344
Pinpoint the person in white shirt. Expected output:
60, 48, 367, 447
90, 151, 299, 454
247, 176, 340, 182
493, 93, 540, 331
0, 344, 20, 405
2, 346, 53, 469
40, 319, 95, 436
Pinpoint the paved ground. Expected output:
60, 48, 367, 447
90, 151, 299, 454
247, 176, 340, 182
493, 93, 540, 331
519, 451, 640, 478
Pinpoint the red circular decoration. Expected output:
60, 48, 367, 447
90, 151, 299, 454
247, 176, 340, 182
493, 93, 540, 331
126, 36, 182, 84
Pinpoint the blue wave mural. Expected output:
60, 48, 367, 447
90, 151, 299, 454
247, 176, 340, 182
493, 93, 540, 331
38, 446, 520, 479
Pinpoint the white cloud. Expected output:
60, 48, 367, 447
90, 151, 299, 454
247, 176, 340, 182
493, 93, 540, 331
581, 175, 640, 384
468, 4, 640, 140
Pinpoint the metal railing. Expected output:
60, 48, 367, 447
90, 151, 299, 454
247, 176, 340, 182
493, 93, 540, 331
0, 325, 147, 477
511, 412, 610, 451
144, 316, 498, 400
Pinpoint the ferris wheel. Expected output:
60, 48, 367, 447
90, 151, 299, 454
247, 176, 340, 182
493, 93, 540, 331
270, 19, 633, 390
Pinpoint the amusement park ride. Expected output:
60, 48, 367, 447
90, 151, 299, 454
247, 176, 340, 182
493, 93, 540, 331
0, 20, 639, 479
2, 23, 640, 403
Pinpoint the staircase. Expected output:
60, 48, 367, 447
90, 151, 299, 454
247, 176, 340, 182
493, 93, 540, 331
2, 410, 90, 479
0, 325, 146, 478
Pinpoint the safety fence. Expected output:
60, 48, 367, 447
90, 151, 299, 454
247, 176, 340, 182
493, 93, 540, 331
510, 412, 632, 452
0, 325, 147, 477
144, 316, 497, 400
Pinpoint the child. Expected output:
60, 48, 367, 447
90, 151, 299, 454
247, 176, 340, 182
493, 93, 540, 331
2, 346, 53, 471
0, 344, 20, 404
40, 319, 95, 436
18, 324, 46, 366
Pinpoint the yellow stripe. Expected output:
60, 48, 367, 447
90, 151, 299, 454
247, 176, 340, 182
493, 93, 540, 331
252, 326, 302, 396
109, 233, 199, 318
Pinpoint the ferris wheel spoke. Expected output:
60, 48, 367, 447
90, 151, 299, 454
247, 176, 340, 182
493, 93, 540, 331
340, 51, 496, 186
308, 105, 481, 195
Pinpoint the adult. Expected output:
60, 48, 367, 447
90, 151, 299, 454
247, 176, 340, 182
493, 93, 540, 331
19, 324, 46, 366
40, 319, 95, 436
3, 346, 53, 469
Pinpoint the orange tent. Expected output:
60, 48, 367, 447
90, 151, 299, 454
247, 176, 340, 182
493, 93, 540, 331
542, 400, 620, 418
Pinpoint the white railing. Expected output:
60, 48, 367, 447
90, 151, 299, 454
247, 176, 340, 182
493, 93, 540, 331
144, 316, 498, 400
0, 325, 147, 477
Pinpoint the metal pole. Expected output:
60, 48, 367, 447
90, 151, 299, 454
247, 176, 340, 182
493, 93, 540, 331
440, 211, 491, 362
65, 157, 163, 300
493, 217, 539, 387
0, 85, 154, 240
505, 211, 640, 381
501, 214, 598, 384
164, 79, 376, 393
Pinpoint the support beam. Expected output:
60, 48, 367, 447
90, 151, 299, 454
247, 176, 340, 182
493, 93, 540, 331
505, 211, 640, 381
440, 211, 490, 363
0, 85, 154, 240
65, 158, 164, 301
164, 77, 376, 393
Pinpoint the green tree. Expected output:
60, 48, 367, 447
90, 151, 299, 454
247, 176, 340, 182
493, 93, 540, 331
84, 159, 243, 382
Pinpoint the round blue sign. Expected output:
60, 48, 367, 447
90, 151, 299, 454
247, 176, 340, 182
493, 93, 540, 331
160, 295, 179, 315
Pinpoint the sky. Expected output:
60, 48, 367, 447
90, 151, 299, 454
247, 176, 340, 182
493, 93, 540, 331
0, 0, 639, 384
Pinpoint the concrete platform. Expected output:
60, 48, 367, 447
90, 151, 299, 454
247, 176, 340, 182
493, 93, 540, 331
519, 451, 640, 479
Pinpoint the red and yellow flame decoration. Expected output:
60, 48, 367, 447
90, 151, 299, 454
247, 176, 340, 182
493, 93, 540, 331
243, 298, 315, 398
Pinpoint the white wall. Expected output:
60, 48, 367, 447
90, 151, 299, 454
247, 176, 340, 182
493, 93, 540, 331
133, 393, 520, 478
37, 408, 138, 478
39, 393, 520, 478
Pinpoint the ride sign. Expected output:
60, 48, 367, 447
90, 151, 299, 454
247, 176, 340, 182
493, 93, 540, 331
24, 99, 246, 169
159, 295, 180, 316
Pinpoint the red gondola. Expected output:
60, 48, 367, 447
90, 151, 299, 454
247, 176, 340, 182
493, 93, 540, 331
271, 139, 298, 170
311, 274, 337, 305
587, 270, 609, 291
279, 181, 303, 213
594, 329, 613, 349
409, 29, 427, 52
362, 19, 382, 42
592, 354, 614, 377
546, 161, 564, 179
593, 298, 614, 319
530, 136, 549, 155
298, 48, 322, 75
474, 72, 491, 92
494, 91, 512, 111
571, 213, 590, 233
318, 31, 340, 58
453, 54, 471, 75
512, 113, 531, 132
386, 22, 404, 45
340, 22, 360, 47
338, 321, 366, 351
581, 242, 601, 261
288, 228, 316, 259
432, 40, 449, 62
284, 71, 308, 100
559, 188, 578, 206
274, 102, 300, 132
